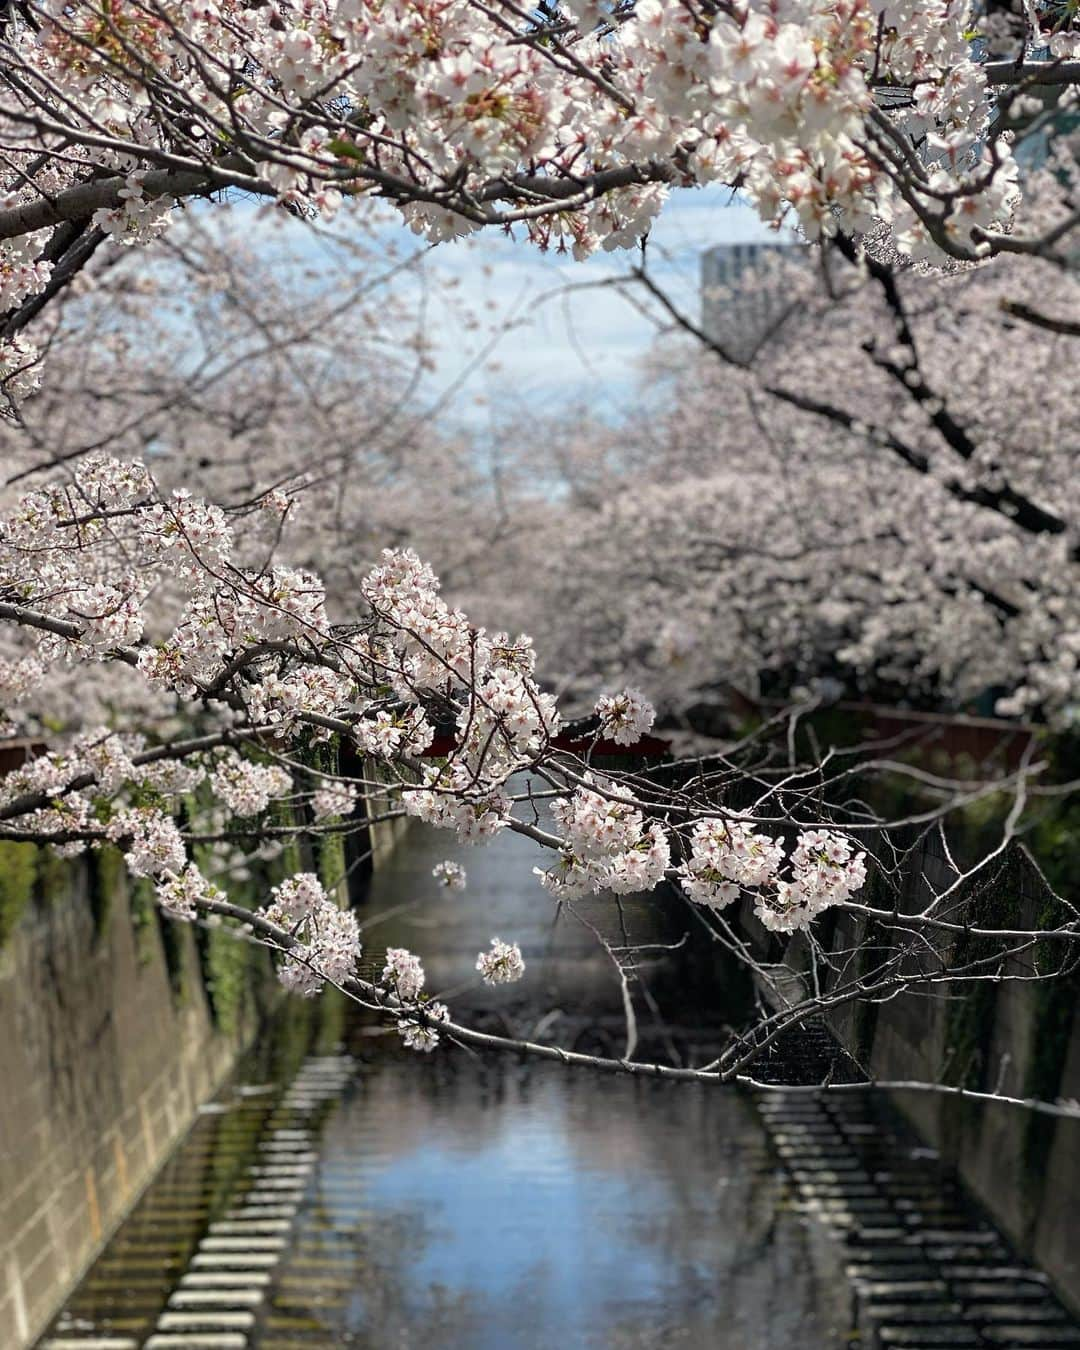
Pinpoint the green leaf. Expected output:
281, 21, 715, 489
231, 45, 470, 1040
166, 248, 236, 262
328, 137, 365, 163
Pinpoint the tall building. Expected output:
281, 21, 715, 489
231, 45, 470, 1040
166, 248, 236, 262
700, 240, 806, 363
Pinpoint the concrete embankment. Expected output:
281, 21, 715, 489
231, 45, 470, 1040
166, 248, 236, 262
0, 758, 403, 1350
811, 834, 1080, 1316
0, 848, 266, 1349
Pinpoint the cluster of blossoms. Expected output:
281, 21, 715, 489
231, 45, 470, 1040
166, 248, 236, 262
757, 830, 868, 933
353, 706, 434, 760
209, 753, 292, 818
0, 460, 187, 693
0, 235, 52, 313
131, 759, 207, 797
402, 764, 511, 844
679, 815, 787, 909
140, 563, 333, 698
594, 689, 656, 746
363, 550, 558, 774
141, 487, 232, 577
106, 805, 187, 877
0, 0, 1043, 408
0, 725, 213, 872
68, 581, 145, 652
0, 336, 41, 410
397, 1001, 450, 1053
455, 660, 560, 776
381, 946, 450, 1051
381, 946, 427, 1001
476, 938, 526, 986
360, 547, 477, 690
92, 172, 173, 246
155, 863, 222, 922
246, 665, 356, 737
258, 872, 361, 997
0, 457, 348, 744
311, 780, 358, 821
432, 859, 467, 891
536, 780, 670, 899
679, 818, 867, 932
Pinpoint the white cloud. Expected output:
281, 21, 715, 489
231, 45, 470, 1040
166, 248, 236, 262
416, 187, 780, 422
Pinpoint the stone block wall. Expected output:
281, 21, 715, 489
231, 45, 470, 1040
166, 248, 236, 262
0, 852, 261, 1350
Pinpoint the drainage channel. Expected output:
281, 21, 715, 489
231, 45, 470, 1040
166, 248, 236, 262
38, 1054, 354, 1350
752, 1026, 1080, 1349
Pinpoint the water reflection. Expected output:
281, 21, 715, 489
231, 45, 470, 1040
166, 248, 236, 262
277, 1046, 847, 1350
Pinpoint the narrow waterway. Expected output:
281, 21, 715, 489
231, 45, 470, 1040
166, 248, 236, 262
40, 814, 855, 1349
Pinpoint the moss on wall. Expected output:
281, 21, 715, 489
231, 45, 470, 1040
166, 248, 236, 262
943, 978, 999, 1092
941, 851, 1021, 1092
1022, 976, 1075, 1181
273, 796, 304, 877
130, 875, 160, 966
297, 734, 352, 901
156, 904, 187, 1000
0, 840, 37, 949
0, 731, 366, 1034
0, 842, 79, 951
203, 923, 254, 1036
35, 848, 70, 905
92, 845, 127, 936
1018, 881, 1080, 1181
313, 985, 347, 1054
316, 827, 347, 898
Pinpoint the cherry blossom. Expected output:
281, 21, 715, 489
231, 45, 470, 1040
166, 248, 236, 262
107, 806, 187, 878
0, 336, 41, 407
495, 225, 1080, 728
595, 688, 656, 746
536, 780, 671, 899
210, 754, 293, 819
476, 938, 526, 985
155, 863, 222, 922
312, 781, 359, 821
381, 946, 427, 1003
259, 872, 362, 996
432, 859, 467, 891
679, 816, 786, 911
755, 831, 868, 933
0, 0, 1068, 409
397, 1001, 450, 1053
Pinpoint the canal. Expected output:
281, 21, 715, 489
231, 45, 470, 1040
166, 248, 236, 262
39, 810, 853, 1349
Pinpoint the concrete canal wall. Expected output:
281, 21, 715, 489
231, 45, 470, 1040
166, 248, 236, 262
0, 758, 403, 1350
820, 836, 1080, 1314
0, 847, 269, 1350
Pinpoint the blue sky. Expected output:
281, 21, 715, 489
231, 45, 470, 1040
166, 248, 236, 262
413, 185, 778, 423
